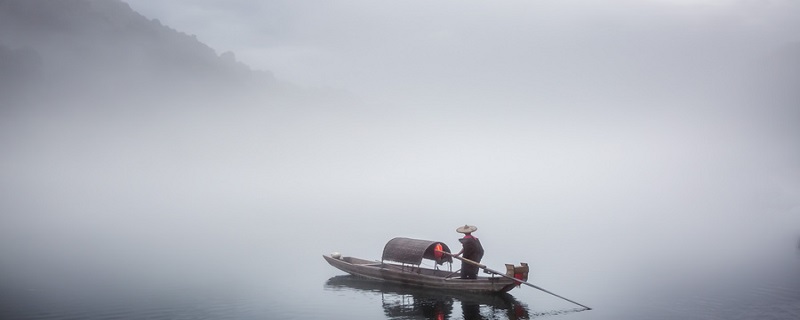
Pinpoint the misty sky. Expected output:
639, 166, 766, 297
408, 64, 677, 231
117, 0, 800, 219
111, 0, 800, 260
125, 0, 800, 104
2, 0, 798, 291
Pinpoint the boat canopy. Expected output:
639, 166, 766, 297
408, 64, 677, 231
382, 237, 453, 265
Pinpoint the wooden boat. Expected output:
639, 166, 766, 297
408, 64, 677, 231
323, 237, 530, 294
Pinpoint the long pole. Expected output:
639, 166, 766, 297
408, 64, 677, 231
437, 250, 591, 310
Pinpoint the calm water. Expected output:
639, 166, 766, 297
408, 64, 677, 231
2, 218, 798, 320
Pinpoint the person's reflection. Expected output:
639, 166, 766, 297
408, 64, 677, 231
379, 292, 453, 319
461, 300, 484, 320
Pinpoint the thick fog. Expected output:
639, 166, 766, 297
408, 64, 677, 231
126, 0, 799, 103
1, 0, 799, 305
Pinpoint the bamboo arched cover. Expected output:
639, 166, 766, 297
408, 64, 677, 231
381, 237, 453, 265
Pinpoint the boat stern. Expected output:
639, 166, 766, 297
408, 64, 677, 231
505, 263, 530, 286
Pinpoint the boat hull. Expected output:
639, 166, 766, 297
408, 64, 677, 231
323, 255, 519, 293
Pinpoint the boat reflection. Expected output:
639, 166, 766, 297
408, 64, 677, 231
324, 275, 531, 319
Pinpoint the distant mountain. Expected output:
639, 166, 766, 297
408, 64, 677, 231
0, 0, 276, 107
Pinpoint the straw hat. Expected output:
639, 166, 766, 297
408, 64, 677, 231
456, 225, 478, 234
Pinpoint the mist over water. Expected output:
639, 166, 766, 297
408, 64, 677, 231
2, 0, 799, 319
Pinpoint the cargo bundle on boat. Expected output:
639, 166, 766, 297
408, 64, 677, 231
323, 237, 530, 294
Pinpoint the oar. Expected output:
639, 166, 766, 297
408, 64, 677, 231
437, 250, 591, 310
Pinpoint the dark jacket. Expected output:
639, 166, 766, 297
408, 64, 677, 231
458, 236, 485, 279
459, 236, 484, 262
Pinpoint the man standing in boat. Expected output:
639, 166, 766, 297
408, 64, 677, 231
454, 224, 484, 279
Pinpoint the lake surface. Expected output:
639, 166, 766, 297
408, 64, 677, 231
2, 214, 798, 320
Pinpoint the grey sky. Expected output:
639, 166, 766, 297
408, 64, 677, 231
116, 1, 799, 235
125, 0, 800, 103
1, 1, 798, 300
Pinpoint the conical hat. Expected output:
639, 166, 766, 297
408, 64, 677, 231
456, 225, 477, 234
